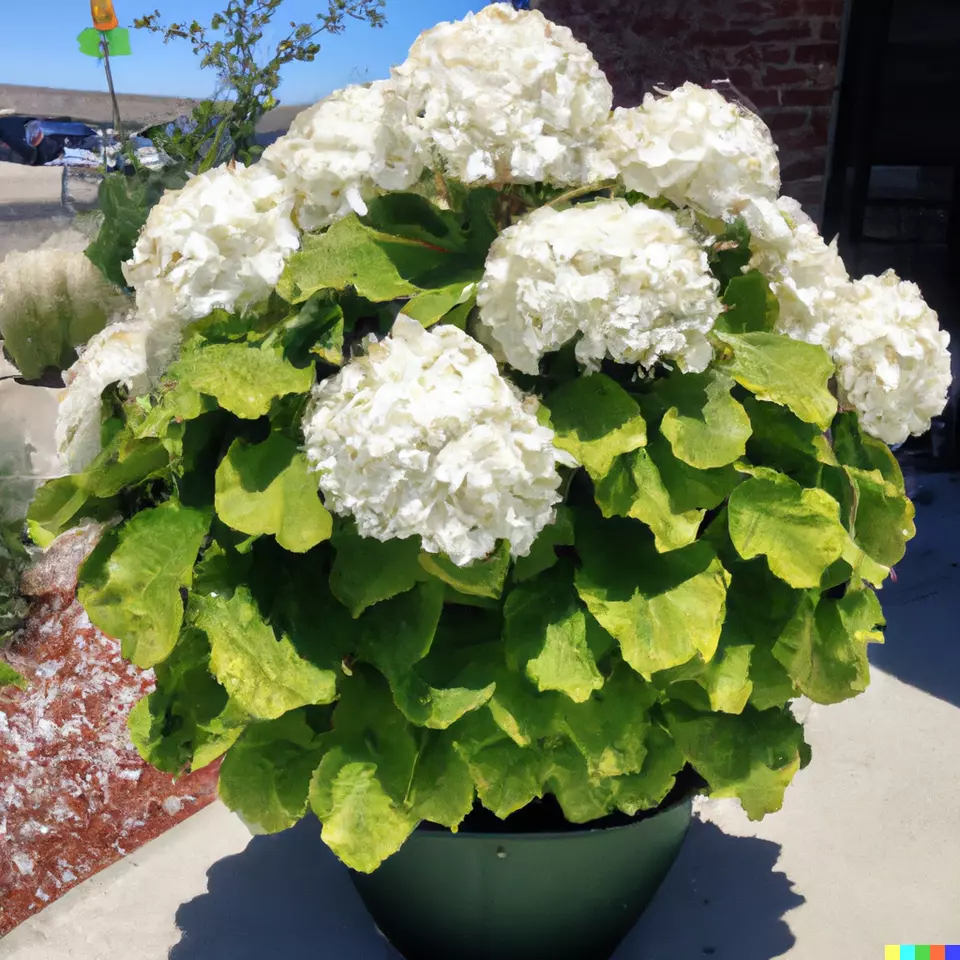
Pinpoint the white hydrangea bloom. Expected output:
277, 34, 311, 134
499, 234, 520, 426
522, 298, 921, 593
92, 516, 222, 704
600, 83, 780, 218
302, 316, 565, 565
261, 81, 423, 231
741, 195, 851, 345
389, 3, 613, 185
476, 199, 721, 375
55, 316, 180, 472
123, 162, 300, 327
825, 272, 952, 445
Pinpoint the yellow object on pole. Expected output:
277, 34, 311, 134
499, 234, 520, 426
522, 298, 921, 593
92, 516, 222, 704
91, 0, 119, 31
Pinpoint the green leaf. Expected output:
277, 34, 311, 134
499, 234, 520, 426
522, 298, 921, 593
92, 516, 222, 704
773, 588, 884, 704
358, 583, 495, 729
219, 711, 325, 833
78, 501, 211, 668
281, 294, 345, 366
741, 394, 837, 485
611, 723, 685, 815
714, 270, 779, 334
311, 760, 418, 873
127, 627, 247, 773
594, 448, 704, 552
399, 277, 481, 327
559, 664, 657, 778
727, 472, 849, 588
574, 513, 729, 677
215, 434, 332, 553
452, 712, 547, 819
697, 642, 754, 714
168, 339, 314, 419
193, 587, 338, 719
85, 167, 188, 287
713, 558, 802, 711
0, 660, 27, 690
544, 374, 647, 479
131, 380, 214, 441
716, 331, 837, 430
831, 411, 905, 492
707, 217, 752, 292
656, 370, 752, 469
504, 566, 605, 704
546, 742, 617, 823
418, 541, 509, 599
330, 522, 424, 617
646, 436, 741, 512
277, 214, 456, 304
844, 465, 915, 568
513, 506, 575, 581
404, 730, 476, 828
665, 703, 807, 820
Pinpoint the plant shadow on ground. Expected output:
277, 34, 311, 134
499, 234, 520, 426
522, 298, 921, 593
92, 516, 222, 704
169, 816, 802, 960
868, 472, 960, 709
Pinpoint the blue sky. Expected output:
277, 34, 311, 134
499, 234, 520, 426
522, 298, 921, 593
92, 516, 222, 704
2, 0, 480, 104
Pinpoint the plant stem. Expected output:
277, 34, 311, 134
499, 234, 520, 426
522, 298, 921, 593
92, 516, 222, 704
543, 180, 618, 209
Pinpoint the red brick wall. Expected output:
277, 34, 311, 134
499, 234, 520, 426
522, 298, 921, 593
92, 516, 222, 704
535, 0, 846, 215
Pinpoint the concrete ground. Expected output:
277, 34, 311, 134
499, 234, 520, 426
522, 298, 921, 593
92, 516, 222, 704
1, 472, 957, 960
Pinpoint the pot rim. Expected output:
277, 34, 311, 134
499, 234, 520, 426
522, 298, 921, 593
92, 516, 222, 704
412, 788, 696, 844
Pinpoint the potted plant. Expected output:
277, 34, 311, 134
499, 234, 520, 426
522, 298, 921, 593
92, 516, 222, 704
25, 5, 951, 959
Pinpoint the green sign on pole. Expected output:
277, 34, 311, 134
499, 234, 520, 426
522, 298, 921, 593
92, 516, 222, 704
78, 27, 131, 58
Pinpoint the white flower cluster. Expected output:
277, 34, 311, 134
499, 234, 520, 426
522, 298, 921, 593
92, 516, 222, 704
262, 81, 423, 231
477, 199, 721, 374
123, 162, 300, 327
55, 316, 181, 472
599, 82, 780, 219
302, 316, 565, 566
827, 273, 952, 445
745, 198, 951, 443
742, 195, 851, 344
389, 3, 613, 185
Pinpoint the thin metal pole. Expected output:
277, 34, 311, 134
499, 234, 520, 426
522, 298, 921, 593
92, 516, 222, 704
99, 32, 126, 148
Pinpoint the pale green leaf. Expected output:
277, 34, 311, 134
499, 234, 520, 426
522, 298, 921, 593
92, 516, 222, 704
329, 522, 423, 617
404, 731, 476, 828
127, 627, 247, 773
716, 331, 837, 430
657, 370, 752, 469
513, 506, 575, 582
168, 340, 314, 419
218, 711, 325, 833
399, 278, 480, 327
594, 447, 703, 552
727, 472, 848, 588
215, 434, 332, 553
665, 702, 808, 820
574, 513, 729, 677
773, 587, 884, 704
452, 713, 547, 819
194, 587, 337, 719
646, 436, 741, 511
844, 465, 915, 567
544, 374, 647, 479
78, 501, 211, 668
0, 661, 27, 690
714, 269, 779, 334
612, 724, 685, 816
418, 541, 509, 599
504, 566, 604, 703
313, 761, 418, 873
277, 214, 454, 304
559, 664, 657, 778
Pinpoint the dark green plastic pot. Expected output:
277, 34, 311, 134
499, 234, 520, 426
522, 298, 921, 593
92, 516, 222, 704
350, 795, 692, 960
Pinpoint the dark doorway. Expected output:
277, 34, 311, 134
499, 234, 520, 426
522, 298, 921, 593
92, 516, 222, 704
823, 0, 960, 463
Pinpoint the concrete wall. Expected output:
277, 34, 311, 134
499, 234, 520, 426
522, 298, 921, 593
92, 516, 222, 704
535, 0, 846, 214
